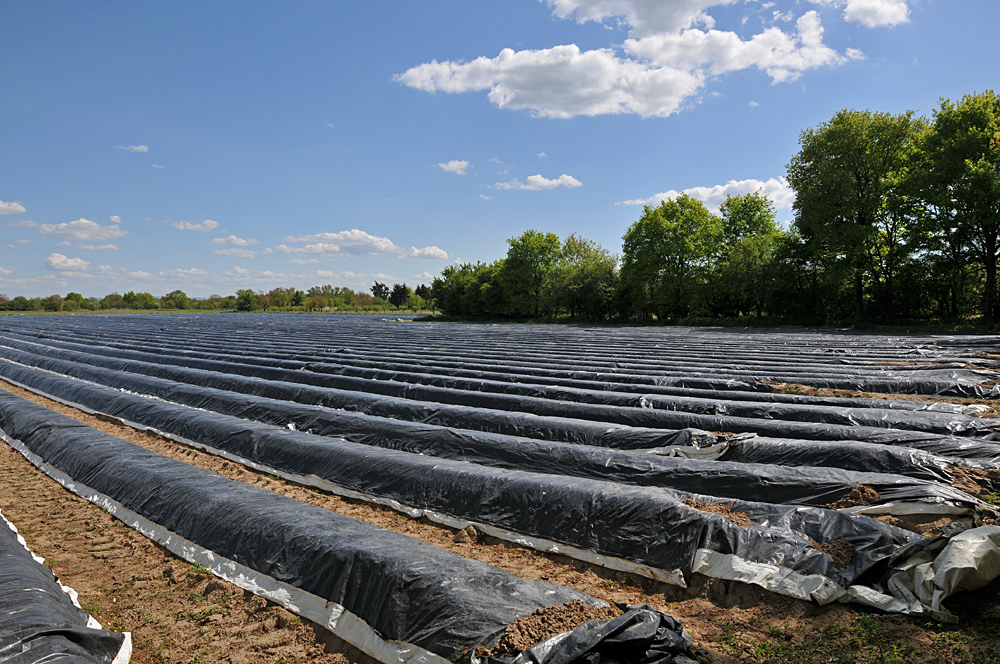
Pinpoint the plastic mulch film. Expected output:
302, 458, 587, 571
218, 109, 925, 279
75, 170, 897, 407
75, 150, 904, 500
0, 391, 696, 664
0, 508, 131, 664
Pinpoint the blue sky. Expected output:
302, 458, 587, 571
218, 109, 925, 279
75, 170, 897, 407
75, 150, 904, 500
1, 0, 996, 298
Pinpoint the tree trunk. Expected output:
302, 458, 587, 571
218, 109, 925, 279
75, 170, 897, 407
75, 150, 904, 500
854, 271, 864, 320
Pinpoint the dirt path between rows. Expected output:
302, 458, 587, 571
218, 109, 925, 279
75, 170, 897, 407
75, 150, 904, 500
3, 380, 1000, 664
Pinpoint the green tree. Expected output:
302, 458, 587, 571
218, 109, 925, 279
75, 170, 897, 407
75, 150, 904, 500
787, 109, 922, 320
160, 290, 189, 310
620, 194, 721, 320
915, 91, 1000, 322
389, 283, 412, 309
235, 288, 259, 311
715, 192, 784, 316
501, 229, 561, 318
44, 294, 64, 312
552, 234, 618, 321
371, 282, 390, 301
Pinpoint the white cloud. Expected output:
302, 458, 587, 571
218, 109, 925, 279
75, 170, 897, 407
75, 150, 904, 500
749, 100, 760, 107
117, 144, 149, 152
492, 173, 583, 190
411, 271, 436, 282
0, 201, 27, 216
215, 248, 257, 258
480, 194, 492, 200
152, 164, 166, 169
0, 267, 13, 276
618, 176, 794, 212
400, 246, 449, 260
225, 267, 251, 278
170, 219, 219, 232
109, 215, 121, 223
436, 160, 471, 175
127, 271, 153, 279
811, 0, 909, 27
40, 218, 128, 241
289, 258, 320, 264
164, 267, 208, 278
397, 1, 868, 118
3, 219, 37, 228
78, 244, 119, 251
537, 152, 548, 158
45, 253, 90, 271
212, 234, 259, 246
280, 229, 401, 255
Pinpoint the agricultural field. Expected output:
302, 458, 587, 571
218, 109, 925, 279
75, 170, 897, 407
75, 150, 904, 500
3, 313, 1000, 663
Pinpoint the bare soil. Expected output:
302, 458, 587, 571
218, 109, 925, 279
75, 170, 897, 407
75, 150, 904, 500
823, 484, 881, 510
475, 600, 623, 659
4, 380, 1000, 663
683, 500, 755, 528
814, 539, 855, 570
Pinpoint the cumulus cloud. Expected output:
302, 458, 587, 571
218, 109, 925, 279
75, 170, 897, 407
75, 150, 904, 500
400, 245, 449, 260
109, 215, 121, 223
397, 1, 874, 118
0, 201, 27, 216
215, 248, 257, 258
117, 144, 149, 152
44, 253, 90, 271
78, 244, 119, 251
810, 0, 909, 27
618, 176, 794, 212
225, 266, 251, 278
127, 271, 153, 279
0, 267, 13, 276
212, 234, 259, 246
170, 219, 219, 232
40, 218, 128, 241
279, 229, 400, 256
437, 160, 471, 175
289, 258, 320, 264
492, 173, 583, 190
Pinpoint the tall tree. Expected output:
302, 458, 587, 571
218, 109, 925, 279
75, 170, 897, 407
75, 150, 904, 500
620, 194, 721, 320
787, 109, 921, 320
501, 230, 562, 318
552, 234, 618, 321
716, 192, 784, 316
915, 91, 1000, 323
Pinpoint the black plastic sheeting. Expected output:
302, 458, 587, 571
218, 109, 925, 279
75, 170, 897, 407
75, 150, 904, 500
0, 362, 940, 594
0, 360, 976, 512
0, 511, 127, 664
0, 390, 696, 663
3, 337, 1000, 464
2, 314, 997, 397
2, 329, 996, 438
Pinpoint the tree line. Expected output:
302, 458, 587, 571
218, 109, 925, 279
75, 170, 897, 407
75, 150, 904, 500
0, 282, 434, 313
432, 91, 1000, 326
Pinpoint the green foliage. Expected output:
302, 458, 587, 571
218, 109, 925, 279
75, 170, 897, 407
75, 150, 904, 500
234, 289, 259, 312
389, 283, 412, 309
620, 193, 721, 320
501, 229, 562, 318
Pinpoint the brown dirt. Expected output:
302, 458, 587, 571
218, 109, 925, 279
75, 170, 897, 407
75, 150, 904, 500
475, 600, 623, 659
765, 382, 1000, 416
875, 514, 959, 538
683, 500, 755, 528
5, 380, 1000, 663
823, 485, 881, 510
814, 539, 855, 570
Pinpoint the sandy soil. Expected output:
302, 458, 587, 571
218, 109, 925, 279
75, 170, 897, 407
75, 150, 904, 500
766, 382, 1000, 417
3, 380, 1000, 664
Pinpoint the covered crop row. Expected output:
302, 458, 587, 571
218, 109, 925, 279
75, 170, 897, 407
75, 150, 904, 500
2, 314, 1000, 620
0, 390, 696, 664
0, 507, 131, 664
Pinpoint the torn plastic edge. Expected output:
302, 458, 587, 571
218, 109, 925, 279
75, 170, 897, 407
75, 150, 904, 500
0, 429, 450, 664
0, 374, 692, 589
0, 508, 133, 664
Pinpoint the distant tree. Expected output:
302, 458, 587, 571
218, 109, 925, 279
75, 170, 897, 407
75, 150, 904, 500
914, 91, 1000, 322
620, 194, 721, 319
371, 282, 390, 301
389, 283, 412, 309
10, 296, 31, 311
160, 290, 189, 310
44, 294, 64, 312
414, 284, 431, 300
715, 192, 784, 316
65, 292, 86, 306
235, 288, 258, 311
133, 292, 160, 309
551, 234, 618, 321
501, 229, 562, 318
100, 293, 124, 309
787, 108, 921, 319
